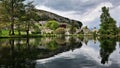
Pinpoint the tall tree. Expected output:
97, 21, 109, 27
99, 6, 117, 35
0, 0, 25, 35
25, 1, 38, 36
15, 0, 26, 35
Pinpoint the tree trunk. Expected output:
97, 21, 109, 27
11, 22, 15, 35
11, 0, 15, 35
26, 22, 30, 36
18, 23, 21, 35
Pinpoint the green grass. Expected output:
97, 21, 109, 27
0, 30, 26, 37
0, 29, 43, 38
1, 30, 9, 36
0, 30, 84, 38
1, 29, 118, 38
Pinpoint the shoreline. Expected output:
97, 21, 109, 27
0, 34, 119, 38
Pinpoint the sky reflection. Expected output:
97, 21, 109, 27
36, 39, 120, 68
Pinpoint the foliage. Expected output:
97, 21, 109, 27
0, 0, 40, 36
45, 20, 59, 30
99, 37, 116, 64
0, 0, 26, 35
0, 0, 24, 34
99, 6, 117, 35
55, 27, 65, 34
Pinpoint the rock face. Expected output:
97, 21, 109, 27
35, 9, 83, 28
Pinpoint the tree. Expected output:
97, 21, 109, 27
45, 20, 59, 30
0, 1, 11, 31
99, 6, 117, 35
0, 0, 25, 35
1, 0, 38, 36
15, 0, 26, 35
24, 1, 40, 36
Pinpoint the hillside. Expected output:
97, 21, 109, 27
34, 9, 82, 28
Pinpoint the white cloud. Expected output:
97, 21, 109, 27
36, 2, 113, 27
35, 5, 78, 19
110, 5, 120, 27
79, 2, 113, 26
36, 44, 101, 65
35, 0, 120, 28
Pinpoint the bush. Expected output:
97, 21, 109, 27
55, 28, 65, 34
45, 20, 59, 30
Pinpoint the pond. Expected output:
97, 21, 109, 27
0, 36, 120, 68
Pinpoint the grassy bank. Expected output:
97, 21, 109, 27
0, 30, 120, 38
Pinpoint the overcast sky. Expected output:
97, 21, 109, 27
27, 0, 120, 28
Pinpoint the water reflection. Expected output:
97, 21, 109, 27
99, 37, 117, 64
0, 36, 120, 68
0, 38, 36, 68
0, 37, 82, 68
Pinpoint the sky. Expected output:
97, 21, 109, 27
27, 0, 120, 29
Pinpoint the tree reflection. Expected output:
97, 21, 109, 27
0, 37, 82, 67
99, 37, 116, 64
0, 38, 36, 68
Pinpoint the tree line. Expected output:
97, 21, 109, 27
0, 0, 39, 36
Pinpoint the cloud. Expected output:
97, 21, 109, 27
35, 5, 77, 19
79, 2, 113, 27
35, 0, 102, 12
34, 0, 118, 12
110, 5, 120, 27
33, 0, 120, 28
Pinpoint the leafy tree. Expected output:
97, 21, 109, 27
25, 2, 39, 35
0, 1, 11, 31
0, 0, 26, 35
45, 20, 59, 30
99, 6, 117, 35
15, 1, 26, 35
0, 0, 38, 36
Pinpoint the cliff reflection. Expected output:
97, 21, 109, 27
0, 37, 82, 68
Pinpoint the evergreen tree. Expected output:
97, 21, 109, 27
99, 6, 117, 35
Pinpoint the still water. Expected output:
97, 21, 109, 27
0, 36, 120, 68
